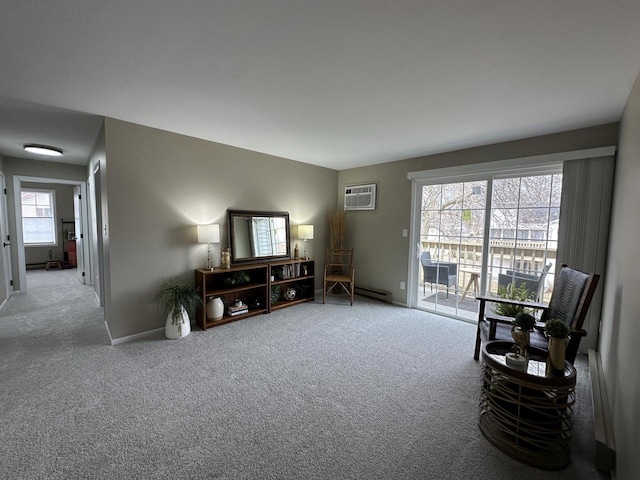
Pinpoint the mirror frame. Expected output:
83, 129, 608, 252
227, 209, 291, 264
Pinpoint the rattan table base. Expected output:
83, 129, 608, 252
479, 341, 576, 470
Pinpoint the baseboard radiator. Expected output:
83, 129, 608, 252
588, 349, 616, 474
354, 285, 392, 304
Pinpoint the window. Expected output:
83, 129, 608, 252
21, 189, 57, 245
416, 171, 562, 320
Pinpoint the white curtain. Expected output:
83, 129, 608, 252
557, 155, 615, 352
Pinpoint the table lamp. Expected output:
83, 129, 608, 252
197, 224, 220, 270
298, 225, 314, 259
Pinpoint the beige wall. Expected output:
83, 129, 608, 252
3, 157, 87, 290
337, 124, 619, 305
600, 71, 640, 479
102, 118, 338, 340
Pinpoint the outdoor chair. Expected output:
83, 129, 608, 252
323, 248, 355, 305
473, 264, 599, 364
497, 263, 552, 302
421, 251, 458, 299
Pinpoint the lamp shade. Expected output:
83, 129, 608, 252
298, 225, 314, 240
197, 224, 220, 244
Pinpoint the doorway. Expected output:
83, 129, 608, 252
12, 175, 91, 293
0, 173, 13, 305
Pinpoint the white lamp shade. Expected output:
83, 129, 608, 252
298, 225, 314, 240
197, 224, 220, 244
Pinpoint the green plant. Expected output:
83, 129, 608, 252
513, 312, 536, 331
545, 318, 570, 339
153, 279, 202, 328
270, 285, 281, 305
224, 271, 250, 286
493, 282, 533, 317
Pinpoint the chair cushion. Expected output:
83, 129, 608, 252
480, 319, 548, 351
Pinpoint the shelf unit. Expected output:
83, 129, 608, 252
195, 263, 269, 330
195, 259, 315, 330
269, 258, 315, 311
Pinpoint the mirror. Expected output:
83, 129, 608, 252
228, 210, 290, 264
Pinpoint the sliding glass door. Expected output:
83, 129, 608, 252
487, 174, 562, 303
414, 170, 562, 321
418, 181, 487, 319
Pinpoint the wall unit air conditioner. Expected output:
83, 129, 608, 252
344, 183, 377, 211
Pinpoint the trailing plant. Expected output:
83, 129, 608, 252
153, 279, 202, 330
493, 282, 533, 317
545, 318, 571, 339
513, 312, 536, 331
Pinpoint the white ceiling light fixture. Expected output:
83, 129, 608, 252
23, 144, 63, 157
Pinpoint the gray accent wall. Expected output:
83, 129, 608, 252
100, 118, 338, 340
600, 70, 640, 479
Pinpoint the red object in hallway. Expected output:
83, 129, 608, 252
67, 240, 77, 267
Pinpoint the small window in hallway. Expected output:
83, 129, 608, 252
21, 189, 57, 245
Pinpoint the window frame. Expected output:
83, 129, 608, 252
21, 188, 58, 247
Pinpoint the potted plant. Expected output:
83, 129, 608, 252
153, 279, 202, 339
545, 318, 571, 375
494, 282, 533, 317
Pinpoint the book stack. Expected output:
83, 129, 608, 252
279, 264, 301, 279
227, 303, 248, 316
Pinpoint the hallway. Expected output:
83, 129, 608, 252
0, 268, 108, 354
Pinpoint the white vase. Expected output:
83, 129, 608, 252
207, 297, 224, 321
165, 305, 191, 339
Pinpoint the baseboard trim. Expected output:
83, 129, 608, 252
354, 285, 392, 303
110, 327, 164, 345
588, 349, 616, 474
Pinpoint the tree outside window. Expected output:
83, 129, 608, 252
21, 189, 57, 245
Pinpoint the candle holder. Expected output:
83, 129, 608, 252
221, 248, 231, 269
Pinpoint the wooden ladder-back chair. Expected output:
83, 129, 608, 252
323, 249, 355, 305
473, 264, 600, 364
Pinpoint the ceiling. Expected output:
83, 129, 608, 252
1, 1, 639, 170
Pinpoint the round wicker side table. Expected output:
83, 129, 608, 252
479, 340, 576, 470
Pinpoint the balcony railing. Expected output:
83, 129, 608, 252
420, 239, 556, 299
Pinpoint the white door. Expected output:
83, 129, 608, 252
73, 186, 85, 284
92, 164, 104, 305
0, 174, 12, 300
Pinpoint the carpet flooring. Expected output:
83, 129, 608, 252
0, 270, 607, 479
